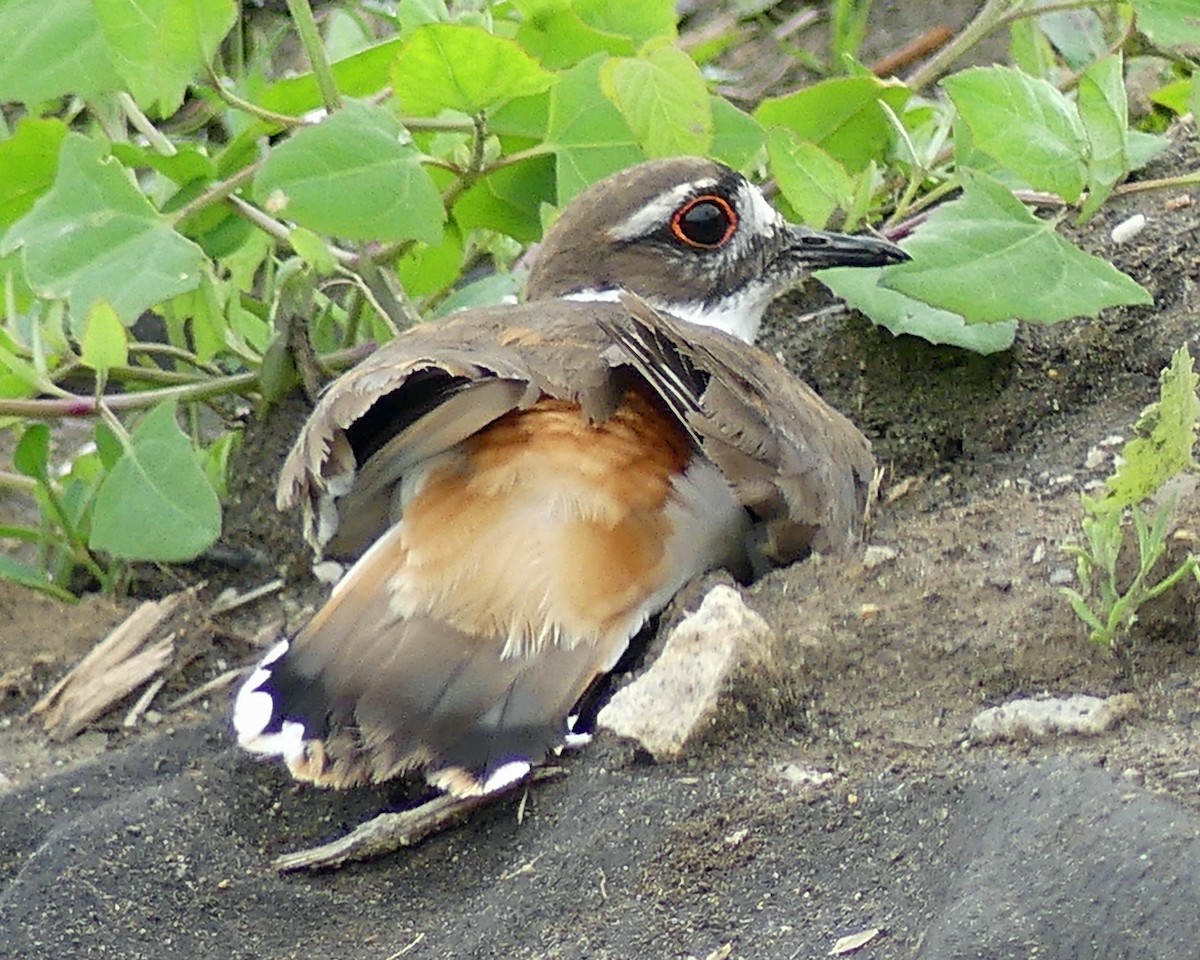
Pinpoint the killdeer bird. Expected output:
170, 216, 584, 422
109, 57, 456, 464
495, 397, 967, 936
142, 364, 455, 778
234, 157, 906, 810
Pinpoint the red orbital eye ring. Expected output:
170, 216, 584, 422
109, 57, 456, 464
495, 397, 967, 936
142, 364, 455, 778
670, 195, 738, 249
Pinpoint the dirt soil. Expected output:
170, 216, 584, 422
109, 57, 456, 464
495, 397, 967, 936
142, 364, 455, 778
3, 11, 1200, 960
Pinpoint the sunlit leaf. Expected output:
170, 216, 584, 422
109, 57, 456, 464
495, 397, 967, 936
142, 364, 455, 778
600, 41, 712, 158
80, 300, 129, 372
254, 101, 444, 244
0, 0, 120, 104
883, 171, 1151, 324
392, 23, 554, 116
90, 401, 221, 561
95, 0, 236, 116
818, 267, 1017, 354
754, 76, 911, 173
944, 66, 1088, 202
0, 118, 69, 227
2, 135, 205, 323
546, 54, 643, 202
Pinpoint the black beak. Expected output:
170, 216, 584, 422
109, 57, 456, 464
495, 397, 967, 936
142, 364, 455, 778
788, 225, 910, 269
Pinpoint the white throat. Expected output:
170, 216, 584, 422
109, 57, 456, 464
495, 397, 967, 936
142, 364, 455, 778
562, 285, 772, 344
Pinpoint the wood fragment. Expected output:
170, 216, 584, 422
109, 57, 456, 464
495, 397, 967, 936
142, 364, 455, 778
273, 768, 563, 872
163, 666, 249, 714
123, 675, 167, 728
28, 591, 190, 740
207, 578, 284, 616
830, 928, 882, 955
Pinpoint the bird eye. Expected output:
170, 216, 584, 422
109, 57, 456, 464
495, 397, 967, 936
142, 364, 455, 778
670, 195, 738, 249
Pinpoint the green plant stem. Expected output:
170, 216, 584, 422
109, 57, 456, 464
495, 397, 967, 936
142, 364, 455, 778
1113, 169, 1200, 197
227, 195, 357, 264
398, 115, 482, 133
906, 0, 1122, 91
1141, 556, 1199, 604
32, 472, 108, 583
117, 92, 177, 156
0, 345, 374, 420
285, 0, 342, 113
905, 0, 1010, 91
996, 0, 1121, 28
127, 343, 225, 377
204, 70, 307, 129
171, 165, 258, 225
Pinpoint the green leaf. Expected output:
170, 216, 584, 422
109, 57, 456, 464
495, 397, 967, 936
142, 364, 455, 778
513, 0, 676, 69
94, 420, 124, 470
0, 554, 76, 602
817, 266, 1017, 354
1104, 345, 1200, 509
882, 171, 1152, 324
14, 423, 51, 478
95, 0, 236, 116
289, 227, 338, 274
1131, 0, 1200, 52
433, 271, 524, 317
709, 96, 766, 171
0, 0, 121, 104
89, 401, 221, 561
767, 127, 852, 229
397, 227, 465, 299
2, 135, 206, 324
753, 76, 911, 173
254, 101, 444, 244
1077, 54, 1129, 220
392, 23, 554, 117
943, 66, 1088, 202
112, 142, 217, 187
599, 41, 712, 158
453, 155, 556, 243
260, 38, 403, 116
546, 54, 644, 202
1127, 130, 1169, 172
1149, 77, 1193, 114
80, 300, 129, 371
202, 430, 240, 501
0, 118, 68, 228
1036, 8, 1107, 69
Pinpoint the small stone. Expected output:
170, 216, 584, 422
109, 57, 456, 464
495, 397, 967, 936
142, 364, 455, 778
1048, 567, 1075, 586
1085, 445, 1107, 470
862, 544, 898, 569
969, 693, 1139, 745
776, 763, 836, 791
1110, 213, 1147, 244
597, 585, 778, 761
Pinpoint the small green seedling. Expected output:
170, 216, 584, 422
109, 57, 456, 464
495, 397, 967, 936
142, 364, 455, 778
1062, 345, 1200, 648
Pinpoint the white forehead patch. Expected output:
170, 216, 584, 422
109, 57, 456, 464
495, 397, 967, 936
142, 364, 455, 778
607, 177, 721, 241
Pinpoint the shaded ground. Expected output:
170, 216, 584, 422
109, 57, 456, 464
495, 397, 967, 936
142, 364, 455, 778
3, 8, 1200, 960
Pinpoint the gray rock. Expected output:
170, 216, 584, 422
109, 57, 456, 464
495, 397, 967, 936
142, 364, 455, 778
596, 585, 778, 761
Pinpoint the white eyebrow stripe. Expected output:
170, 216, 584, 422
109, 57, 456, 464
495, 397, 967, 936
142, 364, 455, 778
607, 178, 721, 241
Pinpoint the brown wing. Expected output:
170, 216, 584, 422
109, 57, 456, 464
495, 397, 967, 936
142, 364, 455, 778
604, 292, 874, 573
277, 301, 636, 560
279, 297, 872, 568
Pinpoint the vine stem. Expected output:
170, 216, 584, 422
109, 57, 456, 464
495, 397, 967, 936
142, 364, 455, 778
0, 345, 375, 421
171, 165, 257, 226
907, 0, 1124, 91
284, 0, 342, 114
